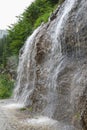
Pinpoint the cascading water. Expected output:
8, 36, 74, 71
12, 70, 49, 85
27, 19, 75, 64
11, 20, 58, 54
14, 0, 76, 106
13, 0, 87, 129
14, 26, 42, 105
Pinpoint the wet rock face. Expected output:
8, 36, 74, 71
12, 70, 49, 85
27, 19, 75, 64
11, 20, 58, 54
60, 1, 87, 129
61, 0, 87, 58
14, 0, 87, 129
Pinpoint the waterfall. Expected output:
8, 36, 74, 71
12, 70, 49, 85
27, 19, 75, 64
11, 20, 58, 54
3, 0, 87, 129
14, 26, 42, 105
14, 0, 76, 106
12, 0, 87, 129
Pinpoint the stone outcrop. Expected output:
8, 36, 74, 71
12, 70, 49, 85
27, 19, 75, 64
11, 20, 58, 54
14, 0, 87, 129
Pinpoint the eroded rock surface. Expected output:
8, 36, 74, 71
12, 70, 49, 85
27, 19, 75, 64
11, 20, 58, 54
14, 0, 87, 129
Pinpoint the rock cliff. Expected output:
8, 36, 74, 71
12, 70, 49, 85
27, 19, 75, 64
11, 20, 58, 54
14, 0, 87, 129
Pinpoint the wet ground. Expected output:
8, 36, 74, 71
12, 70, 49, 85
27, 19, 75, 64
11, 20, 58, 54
0, 99, 58, 130
0, 99, 76, 130
0, 99, 25, 130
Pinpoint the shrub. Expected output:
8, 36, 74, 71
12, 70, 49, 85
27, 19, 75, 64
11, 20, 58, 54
0, 74, 14, 99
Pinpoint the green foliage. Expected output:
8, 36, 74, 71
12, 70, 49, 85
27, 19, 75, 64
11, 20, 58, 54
7, 0, 65, 55
48, 0, 60, 4
0, 0, 65, 63
48, 0, 65, 5
58, 0, 65, 4
0, 35, 9, 67
0, 74, 14, 99
34, 12, 50, 28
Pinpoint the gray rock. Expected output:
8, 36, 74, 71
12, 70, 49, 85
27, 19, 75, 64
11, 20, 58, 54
14, 0, 87, 129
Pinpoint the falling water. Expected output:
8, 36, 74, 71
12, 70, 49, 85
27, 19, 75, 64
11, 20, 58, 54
13, 0, 79, 129
0, 0, 86, 129
14, 26, 42, 105
14, 0, 76, 106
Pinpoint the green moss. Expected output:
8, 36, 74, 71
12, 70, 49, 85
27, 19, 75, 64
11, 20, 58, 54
20, 107, 26, 111
75, 113, 80, 119
28, 107, 33, 112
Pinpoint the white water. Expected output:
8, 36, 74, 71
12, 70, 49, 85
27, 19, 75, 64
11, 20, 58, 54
22, 116, 57, 126
14, 0, 76, 106
4, 103, 24, 109
0, 0, 83, 129
51, 0, 76, 56
14, 26, 42, 105
12, 0, 77, 129
0, 100, 76, 130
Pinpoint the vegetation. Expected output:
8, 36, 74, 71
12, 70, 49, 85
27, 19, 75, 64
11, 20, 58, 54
6, 0, 65, 55
0, 74, 14, 99
20, 106, 33, 112
0, 0, 65, 62
0, 35, 8, 67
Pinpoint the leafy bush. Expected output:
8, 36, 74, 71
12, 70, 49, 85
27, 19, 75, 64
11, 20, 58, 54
0, 74, 14, 99
34, 12, 50, 28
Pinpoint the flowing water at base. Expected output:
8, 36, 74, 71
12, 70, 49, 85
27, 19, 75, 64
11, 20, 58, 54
0, 99, 75, 130
0, 99, 25, 130
0, 99, 58, 130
